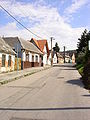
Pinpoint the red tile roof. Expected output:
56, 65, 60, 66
37, 40, 49, 57
31, 38, 49, 57
32, 38, 40, 48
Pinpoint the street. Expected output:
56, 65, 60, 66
0, 64, 90, 120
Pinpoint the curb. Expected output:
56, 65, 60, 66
0, 67, 51, 86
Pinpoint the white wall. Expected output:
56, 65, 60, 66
0, 52, 15, 72
43, 45, 48, 66
48, 53, 51, 65
22, 51, 40, 63
22, 51, 26, 61
29, 52, 32, 62
34, 54, 39, 62
11, 55, 15, 70
43, 54, 47, 65
65, 57, 70, 63
44, 45, 47, 53
48, 53, 57, 65
53, 54, 57, 64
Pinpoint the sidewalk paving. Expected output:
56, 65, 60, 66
0, 66, 51, 85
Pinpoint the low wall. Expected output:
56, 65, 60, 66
22, 61, 39, 69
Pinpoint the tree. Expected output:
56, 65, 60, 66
53, 42, 60, 52
76, 29, 90, 65
77, 29, 88, 53
76, 29, 90, 89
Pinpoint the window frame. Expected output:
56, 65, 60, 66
2, 54, 6, 67
35, 55, 38, 62
8, 55, 11, 67
26, 53, 29, 61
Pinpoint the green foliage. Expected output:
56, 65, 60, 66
76, 29, 90, 89
53, 42, 60, 52
78, 66, 84, 76
76, 64, 83, 69
76, 29, 90, 65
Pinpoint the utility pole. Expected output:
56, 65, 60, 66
17, 44, 18, 71
51, 37, 54, 66
64, 46, 65, 63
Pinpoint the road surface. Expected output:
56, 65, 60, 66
0, 64, 90, 120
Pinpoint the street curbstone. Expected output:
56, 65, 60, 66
0, 66, 51, 86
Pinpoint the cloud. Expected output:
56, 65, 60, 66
64, 0, 89, 15
60, 0, 66, 4
0, 0, 86, 50
0, 22, 35, 39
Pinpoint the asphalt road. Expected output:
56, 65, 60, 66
0, 64, 90, 120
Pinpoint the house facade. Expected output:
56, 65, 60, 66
65, 55, 70, 63
0, 37, 15, 72
59, 50, 76, 63
22, 50, 40, 68
48, 51, 57, 65
3, 37, 43, 69
57, 52, 64, 64
72, 53, 75, 63
53, 53, 58, 64
30, 38, 49, 66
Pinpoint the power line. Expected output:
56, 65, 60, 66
14, 3, 50, 39
0, 5, 43, 39
16, 7, 50, 39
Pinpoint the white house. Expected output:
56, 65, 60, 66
3, 37, 43, 69
0, 37, 15, 72
48, 51, 57, 65
65, 55, 70, 63
72, 53, 75, 63
30, 38, 49, 67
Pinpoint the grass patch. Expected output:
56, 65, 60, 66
76, 64, 84, 76
24, 71, 36, 77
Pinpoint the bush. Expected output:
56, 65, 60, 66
82, 60, 90, 90
76, 64, 83, 70
78, 66, 84, 76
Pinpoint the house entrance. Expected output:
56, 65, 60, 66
32, 55, 34, 67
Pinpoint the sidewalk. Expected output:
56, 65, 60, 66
0, 66, 51, 85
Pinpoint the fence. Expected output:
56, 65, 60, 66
14, 58, 21, 70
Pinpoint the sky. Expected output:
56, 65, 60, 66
0, 0, 90, 51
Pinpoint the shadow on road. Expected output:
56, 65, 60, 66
53, 63, 76, 68
10, 117, 43, 120
0, 107, 90, 111
82, 95, 90, 97
59, 68, 76, 70
66, 79, 84, 88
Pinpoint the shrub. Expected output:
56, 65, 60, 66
76, 64, 83, 70
78, 66, 84, 76
82, 60, 90, 90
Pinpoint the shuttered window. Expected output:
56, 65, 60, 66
36, 55, 38, 62
8, 55, 11, 67
2, 54, 6, 67
26, 54, 29, 61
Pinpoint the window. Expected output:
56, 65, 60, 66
36, 55, 38, 62
2, 54, 6, 67
32, 55, 34, 62
8, 55, 11, 67
26, 54, 29, 61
